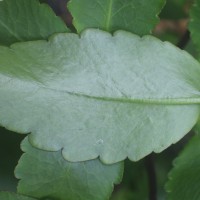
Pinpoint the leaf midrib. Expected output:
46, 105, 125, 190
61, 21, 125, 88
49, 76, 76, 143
43, 85, 200, 105
105, 0, 113, 31
2, 73, 200, 105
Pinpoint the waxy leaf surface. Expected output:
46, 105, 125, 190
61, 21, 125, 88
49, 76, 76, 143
68, 0, 165, 35
166, 134, 200, 200
0, 0, 69, 45
0, 30, 200, 163
0, 192, 36, 200
15, 138, 123, 200
189, 0, 200, 58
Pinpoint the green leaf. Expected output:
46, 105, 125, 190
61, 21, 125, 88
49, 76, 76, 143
0, 0, 69, 45
165, 134, 200, 200
160, 0, 188, 19
0, 29, 200, 164
0, 127, 24, 191
111, 160, 148, 200
0, 192, 36, 200
189, 0, 200, 58
15, 138, 123, 200
68, 0, 165, 35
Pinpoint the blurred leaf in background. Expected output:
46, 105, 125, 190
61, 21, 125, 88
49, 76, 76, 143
0, 127, 24, 191
160, 0, 192, 20
154, 0, 193, 45
111, 160, 148, 200
165, 133, 200, 200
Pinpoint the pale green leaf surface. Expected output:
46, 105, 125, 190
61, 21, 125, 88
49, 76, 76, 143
189, 0, 200, 58
0, 30, 200, 163
15, 138, 123, 200
0, 192, 36, 200
68, 0, 165, 35
0, 0, 69, 45
165, 134, 200, 200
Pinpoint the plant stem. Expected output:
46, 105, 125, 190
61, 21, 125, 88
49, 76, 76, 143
145, 154, 157, 200
177, 30, 190, 49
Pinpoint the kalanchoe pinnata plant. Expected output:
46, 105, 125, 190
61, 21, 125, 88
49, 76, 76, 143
1, 0, 200, 200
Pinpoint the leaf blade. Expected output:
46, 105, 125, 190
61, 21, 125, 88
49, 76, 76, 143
0, 0, 69, 45
165, 134, 200, 200
0, 192, 36, 200
189, 0, 200, 59
15, 138, 123, 200
68, 0, 165, 35
0, 30, 200, 163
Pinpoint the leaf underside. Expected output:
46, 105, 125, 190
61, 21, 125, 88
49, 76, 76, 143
0, 0, 69, 46
15, 138, 123, 200
165, 134, 200, 200
0, 30, 200, 164
68, 0, 165, 35
189, 0, 200, 59
0, 192, 36, 200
